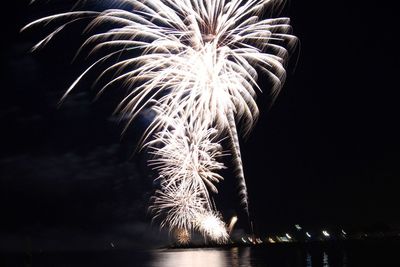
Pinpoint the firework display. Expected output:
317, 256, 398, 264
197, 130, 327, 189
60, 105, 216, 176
25, 0, 296, 244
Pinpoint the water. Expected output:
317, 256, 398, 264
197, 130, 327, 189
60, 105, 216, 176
1, 240, 399, 267
146, 246, 348, 267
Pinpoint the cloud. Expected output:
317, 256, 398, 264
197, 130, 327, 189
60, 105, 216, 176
0, 144, 153, 230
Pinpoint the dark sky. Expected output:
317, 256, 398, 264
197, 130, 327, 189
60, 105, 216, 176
1, 0, 399, 249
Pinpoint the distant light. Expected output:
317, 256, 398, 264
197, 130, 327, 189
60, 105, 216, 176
322, 230, 330, 237
110, 242, 115, 248
241, 237, 247, 243
268, 237, 276, 243
341, 230, 347, 235
306, 232, 311, 238
295, 224, 302, 230
277, 236, 290, 242
286, 233, 292, 239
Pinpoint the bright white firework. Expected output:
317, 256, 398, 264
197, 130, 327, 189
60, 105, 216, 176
148, 112, 225, 195
195, 211, 229, 244
150, 178, 207, 231
150, 179, 229, 242
25, 0, 297, 243
148, 113, 228, 240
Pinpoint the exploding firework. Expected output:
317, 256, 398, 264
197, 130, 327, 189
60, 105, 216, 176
150, 177, 208, 231
195, 211, 229, 244
148, 113, 225, 196
25, 0, 296, 243
174, 228, 191, 245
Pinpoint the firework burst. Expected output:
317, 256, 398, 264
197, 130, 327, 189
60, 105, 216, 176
174, 228, 191, 245
25, 0, 296, 243
195, 211, 229, 244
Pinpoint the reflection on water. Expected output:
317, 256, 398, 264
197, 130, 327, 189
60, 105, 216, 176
147, 247, 352, 267
3, 241, 398, 267
342, 252, 347, 267
148, 247, 251, 267
323, 252, 329, 267
306, 253, 312, 267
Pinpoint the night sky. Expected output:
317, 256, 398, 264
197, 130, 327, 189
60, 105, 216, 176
1, 0, 399, 250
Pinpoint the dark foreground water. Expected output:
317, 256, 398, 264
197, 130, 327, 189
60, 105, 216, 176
1, 240, 399, 267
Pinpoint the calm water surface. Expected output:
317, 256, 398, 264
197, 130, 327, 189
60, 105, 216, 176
148, 247, 344, 267
2, 241, 399, 266
147, 240, 399, 267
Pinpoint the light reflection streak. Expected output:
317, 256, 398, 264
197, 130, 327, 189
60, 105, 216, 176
323, 252, 330, 267
150, 249, 229, 267
306, 253, 312, 267
149, 247, 251, 267
147, 247, 356, 267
